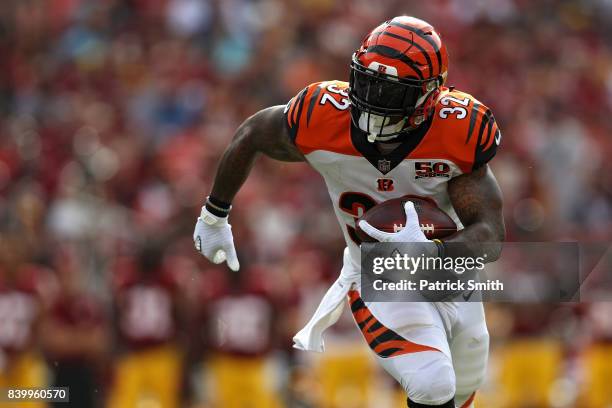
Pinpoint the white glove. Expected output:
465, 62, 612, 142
358, 201, 430, 243
193, 206, 240, 271
360, 202, 454, 301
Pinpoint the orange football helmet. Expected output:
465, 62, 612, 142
349, 16, 449, 142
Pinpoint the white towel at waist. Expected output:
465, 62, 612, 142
293, 248, 359, 352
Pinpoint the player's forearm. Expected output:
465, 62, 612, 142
445, 165, 506, 262
442, 221, 505, 262
209, 128, 260, 203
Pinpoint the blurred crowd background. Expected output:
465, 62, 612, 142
0, 0, 611, 407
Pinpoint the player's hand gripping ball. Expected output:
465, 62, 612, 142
356, 196, 457, 243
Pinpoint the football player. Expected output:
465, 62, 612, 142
194, 16, 505, 408
197, 266, 283, 408
107, 244, 185, 408
0, 234, 54, 408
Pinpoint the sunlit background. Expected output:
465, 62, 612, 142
0, 0, 611, 407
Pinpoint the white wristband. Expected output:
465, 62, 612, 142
200, 206, 223, 225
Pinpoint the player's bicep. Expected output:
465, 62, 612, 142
448, 165, 505, 240
235, 105, 305, 162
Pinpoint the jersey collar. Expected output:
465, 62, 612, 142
350, 114, 433, 175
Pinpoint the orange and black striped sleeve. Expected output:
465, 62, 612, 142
464, 102, 502, 170
284, 85, 310, 144
283, 82, 330, 147
284, 84, 320, 143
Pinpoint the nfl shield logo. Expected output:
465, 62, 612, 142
378, 159, 391, 173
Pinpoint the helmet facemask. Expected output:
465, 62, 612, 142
349, 55, 441, 143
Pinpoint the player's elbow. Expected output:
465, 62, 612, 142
233, 115, 258, 145
483, 221, 505, 261
225, 114, 263, 158
230, 106, 287, 155
493, 218, 506, 243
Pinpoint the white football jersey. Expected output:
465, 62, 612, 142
284, 80, 501, 268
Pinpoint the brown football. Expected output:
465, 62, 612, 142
355, 195, 458, 242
